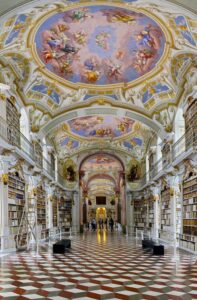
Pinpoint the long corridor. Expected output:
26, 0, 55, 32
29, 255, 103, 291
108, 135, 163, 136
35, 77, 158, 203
0, 232, 197, 299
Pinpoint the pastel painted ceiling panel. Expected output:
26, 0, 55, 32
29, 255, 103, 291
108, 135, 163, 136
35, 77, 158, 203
81, 154, 122, 172
34, 5, 166, 86
67, 115, 135, 139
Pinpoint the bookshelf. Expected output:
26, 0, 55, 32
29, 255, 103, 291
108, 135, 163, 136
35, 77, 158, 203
36, 186, 46, 239
6, 97, 20, 147
180, 174, 197, 251
183, 176, 197, 236
58, 196, 72, 231
134, 198, 147, 229
8, 172, 26, 235
161, 187, 171, 231
53, 196, 58, 227
185, 97, 197, 149
148, 197, 154, 229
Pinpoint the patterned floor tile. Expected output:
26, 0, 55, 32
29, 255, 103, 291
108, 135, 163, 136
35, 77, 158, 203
0, 232, 196, 299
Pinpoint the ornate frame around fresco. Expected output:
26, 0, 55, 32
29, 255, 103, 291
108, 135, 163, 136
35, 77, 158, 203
28, 1, 173, 93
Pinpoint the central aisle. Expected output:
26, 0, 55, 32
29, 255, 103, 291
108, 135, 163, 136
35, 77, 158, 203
0, 232, 196, 299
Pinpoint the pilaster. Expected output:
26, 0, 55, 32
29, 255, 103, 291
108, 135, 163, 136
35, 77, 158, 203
126, 191, 134, 234
72, 190, 80, 234
0, 156, 13, 250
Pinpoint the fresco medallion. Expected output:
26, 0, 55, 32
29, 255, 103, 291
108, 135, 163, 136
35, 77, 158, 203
34, 4, 166, 86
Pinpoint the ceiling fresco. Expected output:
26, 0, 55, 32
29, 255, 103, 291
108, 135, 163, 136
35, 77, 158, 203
48, 115, 155, 159
34, 5, 166, 86
81, 154, 123, 172
67, 115, 135, 139
0, 0, 196, 162
89, 178, 115, 195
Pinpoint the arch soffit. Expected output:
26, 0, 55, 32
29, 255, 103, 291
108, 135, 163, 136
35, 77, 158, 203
79, 152, 125, 172
41, 106, 167, 141
87, 174, 117, 189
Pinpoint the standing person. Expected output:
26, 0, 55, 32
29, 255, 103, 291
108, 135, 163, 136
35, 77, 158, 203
98, 218, 103, 230
109, 217, 114, 232
91, 218, 96, 231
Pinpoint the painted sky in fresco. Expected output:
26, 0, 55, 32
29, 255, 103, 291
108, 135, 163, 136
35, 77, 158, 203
82, 154, 122, 171
67, 115, 135, 138
35, 5, 166, 85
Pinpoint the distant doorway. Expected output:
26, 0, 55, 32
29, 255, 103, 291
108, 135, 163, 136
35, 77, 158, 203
96, 207, 106, 222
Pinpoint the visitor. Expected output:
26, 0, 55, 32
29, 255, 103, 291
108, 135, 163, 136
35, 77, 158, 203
109, 217, 114, 232
98, 218, 103, 229
91, 218, 96, 231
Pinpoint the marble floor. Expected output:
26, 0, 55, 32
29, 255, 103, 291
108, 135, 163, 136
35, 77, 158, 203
0, 231, 197, 299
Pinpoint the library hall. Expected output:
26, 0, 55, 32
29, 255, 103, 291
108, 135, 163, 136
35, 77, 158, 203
0, 0, 197, 299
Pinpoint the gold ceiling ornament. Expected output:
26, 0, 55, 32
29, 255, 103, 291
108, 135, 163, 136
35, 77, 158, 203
1, 173, 8, 185
0, 93, 6, 101
165, 123, 173, 133
31, 124, 40, 133
170, 187, 174, 196
133, 122, 141, 132
32, 187, 37, 196
153, 194, 159, 202
97, 98, 105, 105
10, 95, 16, 105
62, 123, 69, 131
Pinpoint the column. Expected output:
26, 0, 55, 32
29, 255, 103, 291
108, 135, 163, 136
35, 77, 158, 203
72, 191, 80, 234
167, 175, 178, 244
150, 185, 161, 239
45, 184, 53, 230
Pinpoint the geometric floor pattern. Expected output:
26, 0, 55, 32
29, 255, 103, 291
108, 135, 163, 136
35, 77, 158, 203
0, 231, 197, 299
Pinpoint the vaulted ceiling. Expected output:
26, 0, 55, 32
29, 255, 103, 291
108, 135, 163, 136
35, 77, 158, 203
0, 0, 196, 163
0, 0, 196, 15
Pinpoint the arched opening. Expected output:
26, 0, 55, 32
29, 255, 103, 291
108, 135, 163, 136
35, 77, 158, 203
79, 153, 126, 230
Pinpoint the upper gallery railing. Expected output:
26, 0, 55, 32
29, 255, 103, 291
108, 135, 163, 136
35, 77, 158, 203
0, 118, 196, 189
137, 127, 196, 189
0, 116, 8, 141
0, 120, 61, 183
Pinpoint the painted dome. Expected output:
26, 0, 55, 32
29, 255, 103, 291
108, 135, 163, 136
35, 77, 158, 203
34, 4, 166, 86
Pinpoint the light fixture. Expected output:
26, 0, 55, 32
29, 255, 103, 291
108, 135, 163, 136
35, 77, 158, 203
0, 83, 10, 91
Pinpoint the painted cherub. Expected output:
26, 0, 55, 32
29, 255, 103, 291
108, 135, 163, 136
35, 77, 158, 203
70, 8, 92, 22
96, 31, 110, 50
74, 30, 87, 45
134, 49, 154, 72
136, 27, 156, 49
105, 59, 122, 79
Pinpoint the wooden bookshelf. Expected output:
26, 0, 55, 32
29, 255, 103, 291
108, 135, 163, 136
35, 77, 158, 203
8, 172, 25, 235
53, 196, 58, 227
185, 97, 197, 149
6, 97, 20, 147
58, 196, 72, 230
134, 198, 147, 229
161, 187, 171, 231
148, 197, 154, 229
183, 176, 197, 236
36, 186, 46, 238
